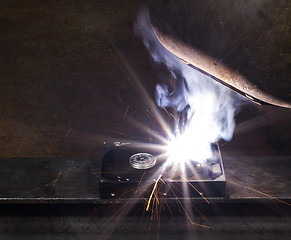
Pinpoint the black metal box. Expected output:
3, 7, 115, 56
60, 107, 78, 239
100, 142, 226, 199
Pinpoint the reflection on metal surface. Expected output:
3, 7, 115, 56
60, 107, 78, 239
148, 0, 291, 108
129, 153, 156, 170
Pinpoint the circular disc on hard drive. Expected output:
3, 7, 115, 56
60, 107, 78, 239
129, 153, 156, 170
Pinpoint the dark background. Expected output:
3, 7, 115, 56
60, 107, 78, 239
0, 0, 159, 157
0, 0, 290, 157
0, 0, 290, 239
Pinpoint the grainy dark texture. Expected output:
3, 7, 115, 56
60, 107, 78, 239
0, 0, 290, 157
0, 0, 290, 239
0, 204, 290, 240
0, 0, 158, 157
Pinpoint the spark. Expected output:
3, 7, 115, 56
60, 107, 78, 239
163, 107, 172, 119
112, 47, 173, 138
109, 130, 129, 137
115, 81, 127, 89
64, 128, 72, 143
49, 171, 62, 194
154, 187, 160, 205
185, 179, 210, 204
121, 113, 167, 143
123, 106, 131, 119
169, 73, 176, 91
105, 201, 131, 240
169, 113, 175, 120
191, 202, 209, 223
228, 180, 291, 206
135, 172, 146, 194
104, 25, 230, 233
145, 108, 151, 116
146, 175, 162, 211
157, 203, 161, 240
167, 182, 211, 229
163, 199, 173, 214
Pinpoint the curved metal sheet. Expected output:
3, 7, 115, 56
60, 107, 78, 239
149, 0, 291, 108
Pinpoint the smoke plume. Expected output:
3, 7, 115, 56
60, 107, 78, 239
134, 8, 238, 162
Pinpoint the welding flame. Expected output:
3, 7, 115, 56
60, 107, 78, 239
134, 8, 237, 163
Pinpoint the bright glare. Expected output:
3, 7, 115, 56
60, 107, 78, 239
135, 8, 236, 168
166, 131, 213, 164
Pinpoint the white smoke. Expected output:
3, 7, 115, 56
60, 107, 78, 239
134, 8, 237, 162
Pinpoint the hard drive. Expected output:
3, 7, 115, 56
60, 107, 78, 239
100, 142, 226, 199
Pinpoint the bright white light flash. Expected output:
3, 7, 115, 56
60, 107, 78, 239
135, 8, 236, 166
166, 130, 213, 164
